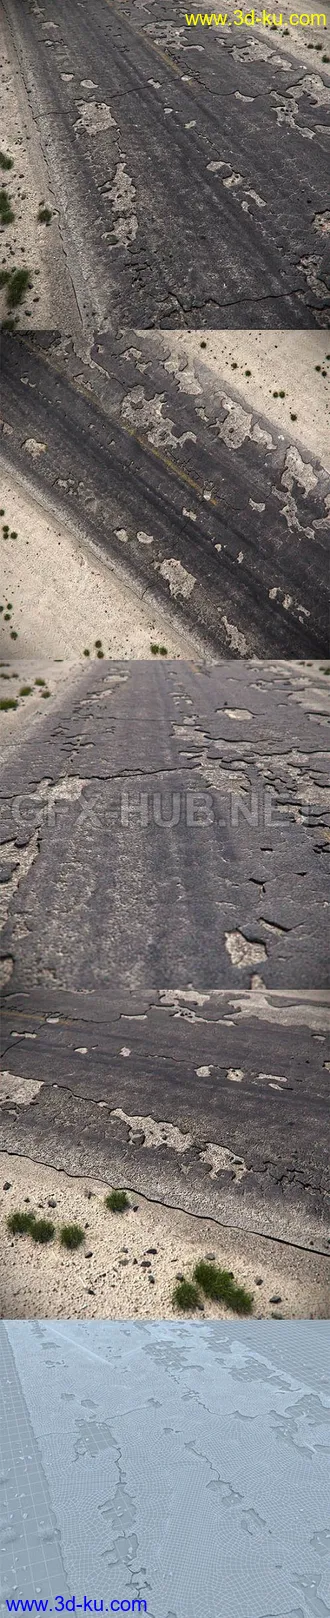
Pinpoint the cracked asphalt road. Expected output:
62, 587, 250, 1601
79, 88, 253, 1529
2, 0, 330, 330
1, 660, 329, 990
1, 663, 329, 1249
1, 332, 329, 658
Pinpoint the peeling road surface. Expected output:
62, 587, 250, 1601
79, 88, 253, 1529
2, 0, 330, 330
1, 332, 330, 658
1, 662, 329, 1251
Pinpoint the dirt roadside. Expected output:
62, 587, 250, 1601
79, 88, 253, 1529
0, 6, 79, 334
1, 1151, 329, 1322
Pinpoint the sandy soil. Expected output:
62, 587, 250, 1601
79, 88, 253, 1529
0, 1152, 329, 1322
0, 466, 200, 669
0, 7, 78, 332
145, 332, 330, 470
0, 658, 88, 755
227, 3, 330, 68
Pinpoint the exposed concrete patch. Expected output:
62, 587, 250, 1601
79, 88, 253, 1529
274, 488, 315, 538
217, 399, 252, 450
227, 1068, 244, 1083
158, 558, 196, 599
223, 709, 252, 721
108, 163, 138, 248
74, 100, 117, 134
231, 990, 330, 1030
120, 386, 196, 450
281, 447, 318, 498
0, 1072, 42, 1106
163, 355, 203, 397
159, 988, 211, 1008
200, 1143, 248, 1182
225, 933, 268, 969
22, 439, 47, 458
220, 618, 249, 656
112, 1108, 193, 1153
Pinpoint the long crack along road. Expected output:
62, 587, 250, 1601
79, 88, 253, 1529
2, 0, 330, 330
1, 661, 329, 1260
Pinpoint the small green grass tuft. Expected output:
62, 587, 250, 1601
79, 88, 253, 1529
31, 1217, 55, 1244
150, 643, 159, 655
37, 206, 52, 225
95, 639, 102, 648
0, 188, 15, 224
60, 1223, 85, 1250
0, 153, 14, 171
35, 677, 46, 686
19, 685, 33, 696
159, 646, 168, 656
0, 697, 18, 710
173, 1279, 201, 1312
7, 1209, 35, 1235
10, 532, 18, 539
83, 648, 90, 656
7, 267, 31, 308
193, 1260, 253, 1315
105, 1189, 130, 1213
40, 690, 50, 698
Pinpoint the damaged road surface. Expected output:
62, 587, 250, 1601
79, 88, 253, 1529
1, 661, 330, 1252
1, 660, 329, 992
2, 0, 330, 330
1, 332, 329, 659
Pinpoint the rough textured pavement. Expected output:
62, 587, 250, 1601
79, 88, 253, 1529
1, 1319, 330, 1618
2, 0, 330, 330
1, 662, 329, 1250
1, 660, 329, 992
1, 332, 329, 658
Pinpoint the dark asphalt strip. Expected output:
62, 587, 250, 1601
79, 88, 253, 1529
3, 0, 330, 328
1, 334, 329, 657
